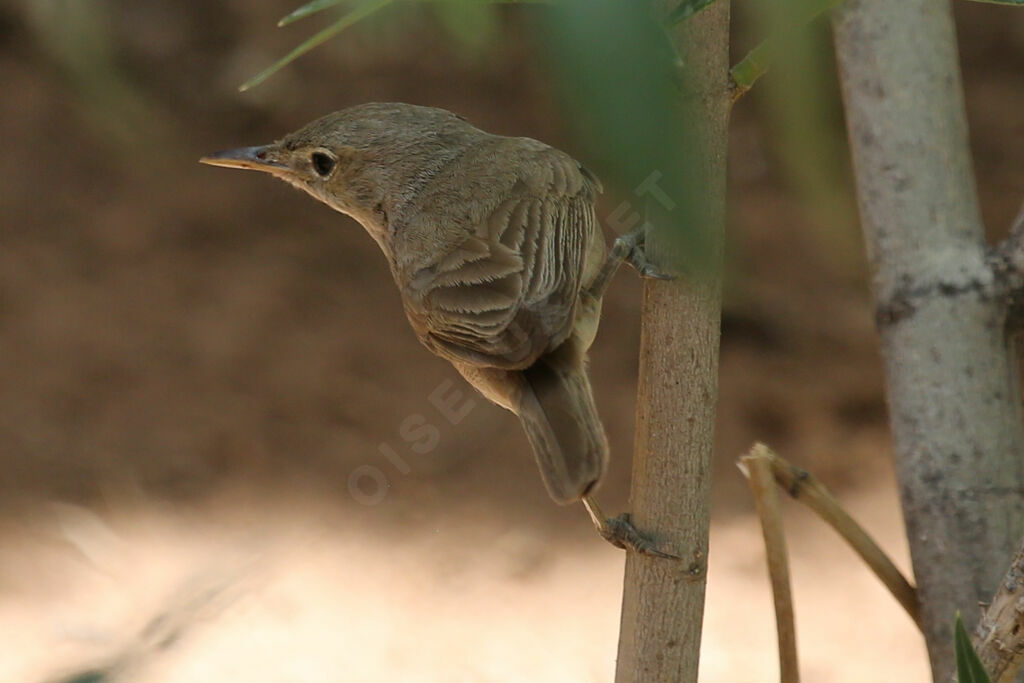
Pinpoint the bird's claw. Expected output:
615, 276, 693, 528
616, 229, 678, 281
632, 261, 675, 281
599, 513, 678, 559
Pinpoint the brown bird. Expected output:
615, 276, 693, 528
201, 103, 672, 556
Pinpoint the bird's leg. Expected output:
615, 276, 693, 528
621, 225, 676, 282
581, 494, 677, 559
586, 226, 675, 302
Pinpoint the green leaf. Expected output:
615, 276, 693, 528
278, 0, 347, 27
665, 0, 720, 26
963, 0, 1024, 5
729, 0, 842, 97
954, 612, 992, 683
240, 0, 394, 91
729, 41, 771, 95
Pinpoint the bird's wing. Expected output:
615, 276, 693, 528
402, 145, 601, 370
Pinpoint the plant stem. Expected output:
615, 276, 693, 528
969, 535, 1024, 682
831, 0, 1024, 676
757, 443, 920, 626
740, 445, 801, 683
613, 1, 731, 680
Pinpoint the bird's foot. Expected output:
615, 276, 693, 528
582, 496, 677, 559
614, 229, 676, 281
599, 513, 679, 559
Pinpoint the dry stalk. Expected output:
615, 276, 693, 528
740, 444, 800, 683
752, 443, 920, 627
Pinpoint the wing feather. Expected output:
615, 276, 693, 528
400, 144, 601, 369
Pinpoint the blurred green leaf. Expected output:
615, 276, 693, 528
433, 0, 500, 54
737, 0, 859, 267
279, 0, 347, 27
665, 0, 720, 26
55, 669, 111, 683
240, 0, 394, 91
248, 0, 550, 91
280, 0, 546, 29
536, 0, 709, 272
730, 0, 842, 97
23, 0, 165, 148
963, 0, 1024, 4
954, 612, 992, 683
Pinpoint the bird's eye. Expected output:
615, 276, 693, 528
311, 151, 336, 177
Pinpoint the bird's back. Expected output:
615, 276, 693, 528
393, 134, 603, 371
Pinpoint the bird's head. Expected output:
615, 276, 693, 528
200, 103, 477, 240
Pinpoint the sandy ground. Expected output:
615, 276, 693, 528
1, 467, 926, 683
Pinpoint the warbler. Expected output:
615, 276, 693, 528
202, 103, 671, 555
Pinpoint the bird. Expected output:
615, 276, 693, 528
201, 103, 673, 557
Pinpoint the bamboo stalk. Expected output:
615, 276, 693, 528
832, 1, 1024, 674
613, 1, 731, 680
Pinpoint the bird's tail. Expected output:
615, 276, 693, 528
518, 346, 609, 505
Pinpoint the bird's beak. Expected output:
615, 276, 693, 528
199, 145, 287, 174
